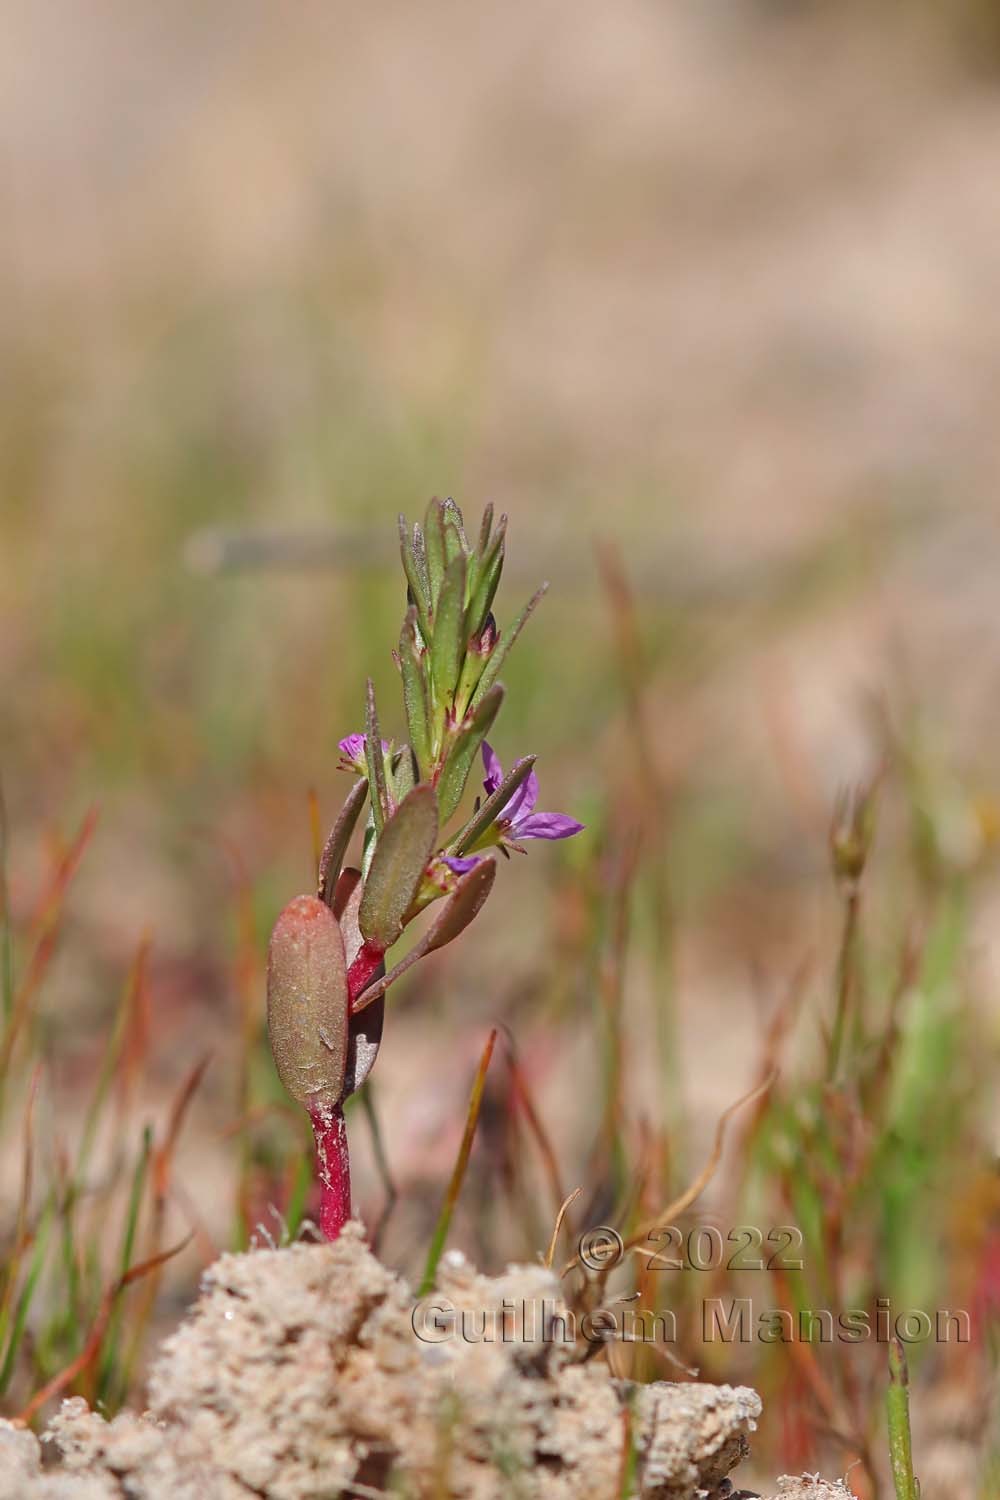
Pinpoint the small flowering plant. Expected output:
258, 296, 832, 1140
267, 499, 583, 1239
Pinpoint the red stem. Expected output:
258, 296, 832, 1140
305, 941, 386, 1241
347, 940, 384, 1008
309, 1101, 351, 1240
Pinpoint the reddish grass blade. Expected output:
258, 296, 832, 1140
506, 1037, 569, 1228
121, 1054, 212, 1392
418, 1029, 498, 1296
0, 808, 99, 1088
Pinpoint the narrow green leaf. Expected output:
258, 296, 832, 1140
353, 857, 497, 1011
361, 816, 377, 881
358, 785, 439, 952
398, 515, 431, 637
365, 680, 389, 835
317, 778, 369, 906
424, 498, 446, 611
412, 521, 431, 595
451, 755, 536, 855
436, 683, 504, 823
442, 496, 469, 554
453, 635, 489, 719
471, 583, 548, 710
430, 553, 467, 715
390, 745, 416, 804
477, 502, 494, 556
399, 609, 432, 774
464, 513, 506, 638
441, 517, 464, 575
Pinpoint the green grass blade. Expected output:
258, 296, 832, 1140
96, 1124, 152, 1406
419, 1029, 497, 1296
0, 1195, 54, 1396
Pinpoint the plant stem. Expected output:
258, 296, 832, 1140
348, 943, 384, 1007
826, 881, 860, 1082
887, 1336, 919, 1500
310, 1102, 351, 1240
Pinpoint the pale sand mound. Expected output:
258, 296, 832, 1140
0, 1221, 775, 1499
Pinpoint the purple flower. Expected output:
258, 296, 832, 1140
440, 854, 482, 875
423, 850, 484, 899
338, 733, 389, 774
481, 743, 584, 848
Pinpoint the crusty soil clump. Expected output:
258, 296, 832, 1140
760, 1481, 855, 1499
0, 1222, 764, 1499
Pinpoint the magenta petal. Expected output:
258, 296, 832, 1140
514, 811, 584, 841
504, 767, 539, 822
481, 740, 504, 796
339, 733, 366, 762
441, 854, 481, 874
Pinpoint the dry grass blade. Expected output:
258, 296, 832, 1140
622, 1072, 777, 1255
545, 1187, 582, 1271
16, 1234, 194, 1427
562, 1073, 776, 1278
507, 1036, 569, 1228
418, 1028, 498, 1296
154, 1053, 212, 1203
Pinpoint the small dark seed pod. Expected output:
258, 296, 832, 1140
267, 894, 349, 1110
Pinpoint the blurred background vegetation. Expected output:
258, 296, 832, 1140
2, 1, 1000, 1493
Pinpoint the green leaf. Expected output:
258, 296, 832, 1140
398, 515, 431, 637
441, 515, 464, 573
399, 608, 432, 774
317, 778, 369, 906
365, 680, 389, 835
390, 745, 416, 803
358, 784, 439, 952
451, 755, 536, 855
436, 683, 504, 823
361, 815, 377, 881
424, 497, 446, 611
267, 895, 349, 1110
465, 513, 506, 638
353, 858, 497, 1010
477, 501, 494, 555
442, 496, 469, 555
471, 583, 547, 710
430, 553, 467, 717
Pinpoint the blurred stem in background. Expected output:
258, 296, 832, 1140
597, 542, 684, 1171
